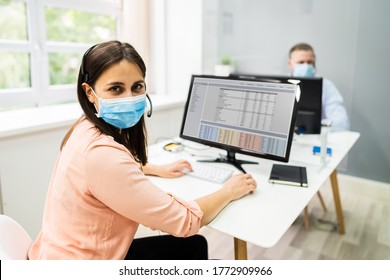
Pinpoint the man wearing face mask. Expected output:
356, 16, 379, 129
288, 43, 350, 131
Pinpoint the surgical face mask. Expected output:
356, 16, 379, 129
91, 88, 146, 129
293, 63, 315, 78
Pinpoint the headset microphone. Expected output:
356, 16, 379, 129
146, 93, 153, 117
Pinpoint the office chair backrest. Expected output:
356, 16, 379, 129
0, 214, 33, 260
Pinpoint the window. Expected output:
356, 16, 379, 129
0, 0, 122, 111
0, 0, 200, 112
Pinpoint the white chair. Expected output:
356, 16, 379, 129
0, 214, 33, 260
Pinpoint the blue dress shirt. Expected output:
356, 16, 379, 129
322, 78, 350, 131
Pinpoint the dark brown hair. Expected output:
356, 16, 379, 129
61, 40, 148, 165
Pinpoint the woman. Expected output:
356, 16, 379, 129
28, 40, 257, 260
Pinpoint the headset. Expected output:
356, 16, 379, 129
80, 45, 153, 118
145, 94, 153, 117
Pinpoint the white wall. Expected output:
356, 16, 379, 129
0, 127, 66, 239
165, 0, 203, 97
348, 0, 390, 183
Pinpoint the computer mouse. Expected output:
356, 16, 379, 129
181, 168, 190, 174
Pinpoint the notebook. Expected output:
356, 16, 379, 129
269, 164, 308, 187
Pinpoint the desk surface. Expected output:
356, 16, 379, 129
147, 131, 360, 248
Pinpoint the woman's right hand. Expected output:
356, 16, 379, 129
222, 173, 257, 201
195, 173, 257, 226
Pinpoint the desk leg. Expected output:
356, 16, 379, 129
330, 170, 346, 234
234, 238, 248, 260
303, 206, 310, 230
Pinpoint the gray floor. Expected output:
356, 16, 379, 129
199, 174, 390, 260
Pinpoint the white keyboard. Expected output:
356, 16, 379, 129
184, 161, 234, 184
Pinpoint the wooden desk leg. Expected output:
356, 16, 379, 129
234, 237, 248, 260
317, 191, 328, 212
330, 170, 346, 234
303, 206, 310, 230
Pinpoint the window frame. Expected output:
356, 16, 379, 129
0, 0, 123, 110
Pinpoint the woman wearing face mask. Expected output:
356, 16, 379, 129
28, 40, 257, 260
288, 43, 350, 131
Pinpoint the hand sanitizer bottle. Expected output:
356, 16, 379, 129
320, 119, 332, 166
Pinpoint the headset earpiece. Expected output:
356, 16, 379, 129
80, 45, 97, 83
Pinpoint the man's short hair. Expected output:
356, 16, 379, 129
289, 43, 315, 58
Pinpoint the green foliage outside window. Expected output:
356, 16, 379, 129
48, 52, 82, 85
0, 51, 30, 88
0, 1, 117, 89
45, 8, 116, 43
0, 1, 27, 41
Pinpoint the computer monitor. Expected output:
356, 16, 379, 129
180, 74, 298, 173
230, 74, 323, 134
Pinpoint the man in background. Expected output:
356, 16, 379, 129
288, 43, 350, 131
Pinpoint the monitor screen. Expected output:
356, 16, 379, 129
230, 74, 323, 134
180, 75, 298, 172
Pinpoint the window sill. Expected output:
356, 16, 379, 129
0, 95, 186, 139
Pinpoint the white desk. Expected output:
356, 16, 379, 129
147, 131, 360, 260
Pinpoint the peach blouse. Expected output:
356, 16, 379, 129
28, 118, 203, 259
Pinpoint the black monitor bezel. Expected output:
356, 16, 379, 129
179, 74, 298, 163
230, 73, 323, 134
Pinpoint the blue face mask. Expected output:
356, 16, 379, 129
92, 89, 146, 129
293, 63, 315, 78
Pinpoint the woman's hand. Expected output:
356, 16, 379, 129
222, 173, 257, 201
143, 160, 193, 178
195, 173, 257, 226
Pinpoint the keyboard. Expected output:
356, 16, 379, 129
184, 161, 234, 184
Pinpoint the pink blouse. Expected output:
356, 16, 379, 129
28, 118, 203, 259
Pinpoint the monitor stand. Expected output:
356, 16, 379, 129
197, 151, 258, 174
